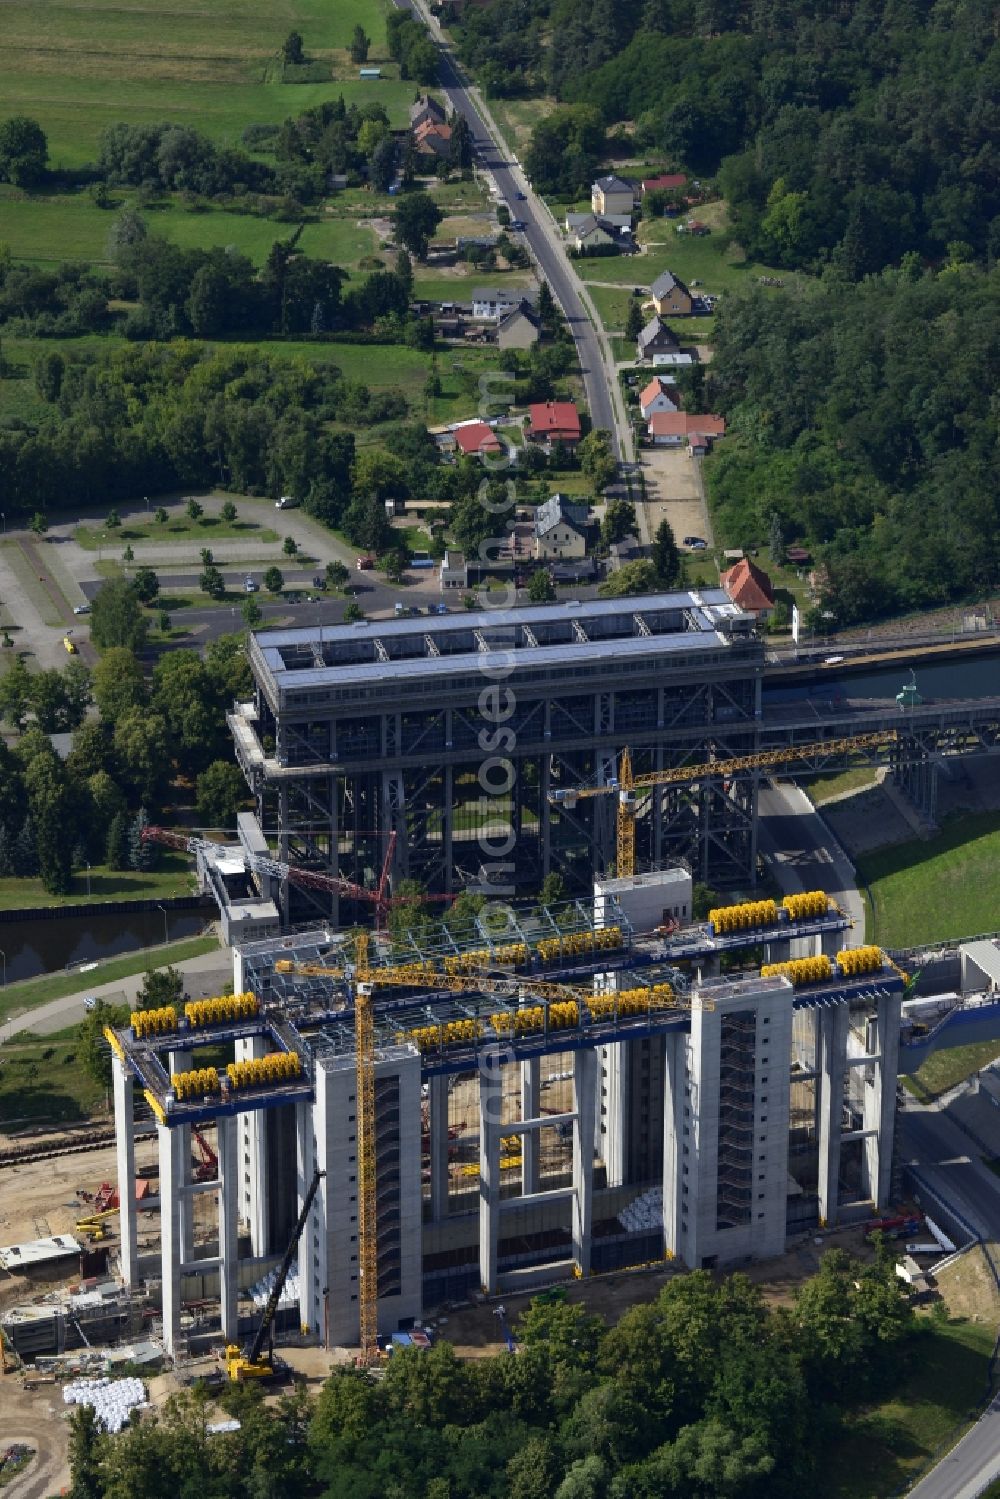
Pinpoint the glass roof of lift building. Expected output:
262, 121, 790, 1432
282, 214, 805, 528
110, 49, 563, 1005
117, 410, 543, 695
249, 590, 757, 695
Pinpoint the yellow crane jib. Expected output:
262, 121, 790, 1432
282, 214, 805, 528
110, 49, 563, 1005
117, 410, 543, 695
549, 730, 898, 879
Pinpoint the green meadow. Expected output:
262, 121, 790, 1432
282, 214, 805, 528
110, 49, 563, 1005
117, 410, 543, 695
0, 189, 380, 267
3, 0, 405, 168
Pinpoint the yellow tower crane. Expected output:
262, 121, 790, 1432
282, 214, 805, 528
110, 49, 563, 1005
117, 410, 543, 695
549, 730, 898, 878
273, 939, 705, 1361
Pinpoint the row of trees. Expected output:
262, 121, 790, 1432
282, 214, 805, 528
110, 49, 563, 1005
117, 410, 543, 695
68, 1251, 919, 1498
705, 261, 1000, 624
0, 211, 435, 343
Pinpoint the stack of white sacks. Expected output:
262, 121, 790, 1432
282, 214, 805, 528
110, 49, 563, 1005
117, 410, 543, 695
248, 1259, 299, 1310
618, 1186, 663, 1233
63, 1376, 146, 1433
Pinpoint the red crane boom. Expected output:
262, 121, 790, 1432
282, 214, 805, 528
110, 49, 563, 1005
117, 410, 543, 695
142, 826, 450, 929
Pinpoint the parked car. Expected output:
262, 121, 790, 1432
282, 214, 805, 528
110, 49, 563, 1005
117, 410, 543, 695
244, 577, 258, 593
63, 635, 77, 654
683, 535, 708, 550
356, 556, 374, 570
394, 602, 406, 617
275, 495, 298, 509
73, 603, 91, 615
84, 996, 98, 1012
312, 575, 327, 590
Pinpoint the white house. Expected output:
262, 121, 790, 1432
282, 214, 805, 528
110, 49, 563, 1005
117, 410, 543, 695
534, 494, 590, 560
472, 287, 524, 321
591, 175, 635, 217
440, 549, 468, 591
639, 376, 682, 420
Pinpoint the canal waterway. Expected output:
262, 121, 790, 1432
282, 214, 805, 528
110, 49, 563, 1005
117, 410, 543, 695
765, 649, 1000, 707
3, 907, 207, 985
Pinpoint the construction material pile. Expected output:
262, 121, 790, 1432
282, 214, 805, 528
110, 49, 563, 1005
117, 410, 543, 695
63, 1376, 146, 1432
249, 1260, 299, 1310
619, 1186, 663, 1233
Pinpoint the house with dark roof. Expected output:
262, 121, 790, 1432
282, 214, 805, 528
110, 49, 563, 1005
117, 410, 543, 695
567, 214, 617, 252
472, 286, 526, 321
650, 269, 693, 316
410, 94, 446, 131
527, 401, 582, 449
440, 548, 469, 591
565, 213, 634, 254
720, 556, 775, 619
497, 302, 541, 350
591, 175, 635, 217
635, 316, 695, 367
534, 494, 591, 559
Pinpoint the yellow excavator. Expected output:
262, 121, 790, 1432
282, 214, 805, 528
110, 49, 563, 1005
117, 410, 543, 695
224, 1166, 324, 1381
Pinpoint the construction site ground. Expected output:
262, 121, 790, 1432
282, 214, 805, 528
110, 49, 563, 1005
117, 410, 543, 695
0, 1123, 980, 1488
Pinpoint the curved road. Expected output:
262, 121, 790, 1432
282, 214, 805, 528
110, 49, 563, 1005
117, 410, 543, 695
397, 0, 630, 460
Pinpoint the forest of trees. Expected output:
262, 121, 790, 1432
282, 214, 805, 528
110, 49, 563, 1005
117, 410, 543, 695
67, 1253, 926, 1498
0, 343, 387, 519
456, 0, 998, 272
704, 261, 1000, 624
0, 628, 248, 892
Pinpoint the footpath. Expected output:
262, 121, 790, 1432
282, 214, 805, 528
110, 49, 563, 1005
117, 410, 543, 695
0, 946, 232, 1043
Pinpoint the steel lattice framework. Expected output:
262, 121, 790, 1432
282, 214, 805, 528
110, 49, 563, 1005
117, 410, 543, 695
230, 597, 1000, 922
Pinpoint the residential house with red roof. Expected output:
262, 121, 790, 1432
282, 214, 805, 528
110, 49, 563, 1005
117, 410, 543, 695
452, 420, 502, 459
720, 556, 775, 620
639, 376, 682, 420
527, 401, 582, 449
414, 118, 452, 161
641, 172, 687, 194
647, 411, 725, 449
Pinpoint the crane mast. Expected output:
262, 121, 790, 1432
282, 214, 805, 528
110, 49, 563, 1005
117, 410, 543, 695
551, 729, 898, 877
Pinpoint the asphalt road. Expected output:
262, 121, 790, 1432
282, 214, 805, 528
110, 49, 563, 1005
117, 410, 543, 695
899, 1097, 1000, 1240
756, 781, 865, 935
907, 1393, 1000, 1499
397, 0, 625, 458
0, 951, 233, 1043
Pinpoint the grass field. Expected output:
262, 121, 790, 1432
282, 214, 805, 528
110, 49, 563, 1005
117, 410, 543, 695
412, 271, 536, 303
817, 1319, 996, 1499
858, 812, 1000, 947
75, 513, 278, 548
573, 200, 797, 342
3, 0, 406, 169
0, 853, 196, 910
902, 1040, 1000, 1103
0, 189, 380, 267
806, 767, 879, 805
0, 1030, 107, 1124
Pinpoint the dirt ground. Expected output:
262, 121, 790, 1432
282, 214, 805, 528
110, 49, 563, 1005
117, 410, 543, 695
0, 1378, 70, 1499
639, 447, 712, 552
935, 1242, 1000, 1325
436, 1221, 882, 1358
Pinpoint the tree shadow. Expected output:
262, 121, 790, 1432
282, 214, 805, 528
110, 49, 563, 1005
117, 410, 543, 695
0, 1085, 94, 1126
